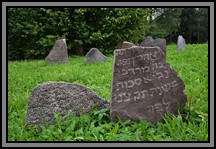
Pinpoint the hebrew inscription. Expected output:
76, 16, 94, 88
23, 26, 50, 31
110, 46, 187, 124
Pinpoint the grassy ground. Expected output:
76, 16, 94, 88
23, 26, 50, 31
8, 44, 208, 141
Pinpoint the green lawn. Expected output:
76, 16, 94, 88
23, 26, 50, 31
8, 44, 208, 141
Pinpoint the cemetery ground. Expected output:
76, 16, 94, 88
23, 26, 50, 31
8, 44, 208, 141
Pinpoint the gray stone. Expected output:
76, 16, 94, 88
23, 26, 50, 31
84, 48, 108, 63
45, 39, 68, 64
140, 36, 166, 58
140, 36, 154, 47
25, 82, 109, 126
153, 38, 166, 57
177, 35, 186, 51
110, 46, 187, 124
117, 41, 135, 49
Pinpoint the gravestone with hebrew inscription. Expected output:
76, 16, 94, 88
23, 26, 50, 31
25, 81, 109, 126
45, 39, 68, 64
110, 46, 187, 124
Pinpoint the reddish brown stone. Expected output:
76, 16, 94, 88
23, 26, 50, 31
110, 46, 187, 124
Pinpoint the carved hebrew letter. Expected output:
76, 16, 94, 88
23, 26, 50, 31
123, 93, 132, 102
137, 55, 143, 61
134, 91, 141, 101
154, 103, 163, 112
116, 60, 122, 66
147, 105, 154, 114
113, 94, 123, 103
143, 76, 151, 83
156, 72, 163, 79
134, 78, 142, 85
161, 83, 171, 92
163, 99, 171, 110
149, 88, 157, 96
171, 80, 178, 88
127, 80, 134, 88
150, 51, 157, 61
156, 87, 163, 95
141, 90, 148, 98
128, 68, 135, 75
143, 54, 150, 61
141, 66, 150, 73
116, 82, 124, 90
121, 69, 128, 76
135, 67, 142, 74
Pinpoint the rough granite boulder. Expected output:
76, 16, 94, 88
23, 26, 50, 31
84, 48, 108, 63
45, 39, 68, 64
25, 82, 109, 126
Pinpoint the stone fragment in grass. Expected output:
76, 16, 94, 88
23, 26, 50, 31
25, 82, 109, 126
84, 48, 108, 63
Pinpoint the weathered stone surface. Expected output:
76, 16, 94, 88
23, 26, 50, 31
84, 48, 108, 63
177, 35, 186, 51
140, 36, 154, 47
153, 38, 166, 57
117, 41, 135, 49
140, 36, 166, 58
25, 82, 109, 126
45, 39, 68, 64
110, 46, 187, 124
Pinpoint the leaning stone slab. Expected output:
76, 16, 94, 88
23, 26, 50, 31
25, 82, 109, 126
84, 48, 108, 63
110, 46, 187, 124
45, 39, 68, 64
177, 35, 186, 51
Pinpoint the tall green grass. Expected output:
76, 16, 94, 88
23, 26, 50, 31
8, 44, 208, 141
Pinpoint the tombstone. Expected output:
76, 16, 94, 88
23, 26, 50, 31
25, 81, 109, 126
177, 35, 186, 51
110, 46, 187, 124
153, 38, 166, 57
140, 36, 166, 58
45, 39, 68, 64
117, 41, 135, 49
140, 36, 154, 47
84, 48, 108, 63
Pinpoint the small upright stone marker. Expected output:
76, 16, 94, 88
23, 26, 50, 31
177, 35, 186, 51
25, 82, 109, 126
84, 48, 108, 63
45, 39, 68, 64
110, 46, 187, 124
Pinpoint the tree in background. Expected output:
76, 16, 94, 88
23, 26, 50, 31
148, 8, 183, 43
178, 8, 208, 44
8, 8, 150, 60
